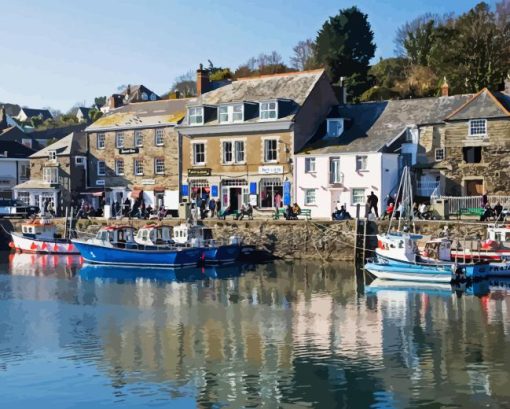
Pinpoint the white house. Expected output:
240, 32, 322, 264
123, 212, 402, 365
294, 104, 409, 219
0, 141, 33, 200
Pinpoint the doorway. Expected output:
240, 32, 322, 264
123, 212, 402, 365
465, 179, 483, 196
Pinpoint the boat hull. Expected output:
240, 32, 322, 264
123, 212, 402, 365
11, 232, 79, 254
365, 261, 455, 283
71, 240, 201, 268
203, 244, 241, 264
465, 262, 510, 278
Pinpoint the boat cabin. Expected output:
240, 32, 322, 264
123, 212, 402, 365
93, 226, 137, 249
173, 224, 214, 246
377, 233, 421, 262
487, 224, 510, 243
21, 219, 59, 240
135, 225, 174, 246
422, 239, 452, 262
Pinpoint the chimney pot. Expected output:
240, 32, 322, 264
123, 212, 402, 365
441, 77, 449, 97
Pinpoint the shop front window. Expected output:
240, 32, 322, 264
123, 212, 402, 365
259, 178, 283, 209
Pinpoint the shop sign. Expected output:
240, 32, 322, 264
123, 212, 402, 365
142, 179, 155, 185
249, 194, 258, 206
119, 148, 139, 154
259, 165, 283, 175
188, 168, 211, 177
96, 180, 105, 186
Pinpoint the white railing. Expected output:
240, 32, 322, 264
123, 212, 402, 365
416, 181, 439, 196
433, 195, 510, 213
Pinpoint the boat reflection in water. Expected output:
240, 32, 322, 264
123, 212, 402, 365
367, 277, 492, 297
79, 262, 244, 283
8, 252, 82, 277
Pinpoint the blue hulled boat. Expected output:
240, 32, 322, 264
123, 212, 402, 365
172, 223, 242, 265
72, 226, 201, 268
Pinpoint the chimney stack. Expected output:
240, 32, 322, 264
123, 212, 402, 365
441, 77, 449, 97
0, 106, 7, 130
504, 74, 510, 95
196, 63, 210, 96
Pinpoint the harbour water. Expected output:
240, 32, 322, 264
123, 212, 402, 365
1, 253, 510, 408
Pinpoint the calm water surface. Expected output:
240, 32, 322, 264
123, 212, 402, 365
1, 252, 510, 408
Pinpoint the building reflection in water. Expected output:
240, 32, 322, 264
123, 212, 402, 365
5, 254, 510, 408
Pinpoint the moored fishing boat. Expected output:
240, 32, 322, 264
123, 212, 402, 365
72, 225, 201, 268
172, 223, 242, 265
10, 217, 79, 254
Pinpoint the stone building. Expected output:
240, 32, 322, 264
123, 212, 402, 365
13, 132, 87, 215
0, 140, 32, 200
85, 99, 190, 213
178, 68, 338, 213
416, 85, 510, 196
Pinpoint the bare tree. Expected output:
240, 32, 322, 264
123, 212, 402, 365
290, 39, 317, 70
170, 70, 197, 97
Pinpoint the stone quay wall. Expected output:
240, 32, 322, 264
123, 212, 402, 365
0, 218, 491, 261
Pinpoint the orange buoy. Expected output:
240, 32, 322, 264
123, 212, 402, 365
30, 242, 37, 251
8, 241, 14, 248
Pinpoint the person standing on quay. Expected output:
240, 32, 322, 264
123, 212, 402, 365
368, 191, 379, 218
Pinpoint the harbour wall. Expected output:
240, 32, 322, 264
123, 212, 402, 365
0, 218, 493, 261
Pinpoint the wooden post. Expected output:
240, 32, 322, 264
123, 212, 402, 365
63, 207, 68, 239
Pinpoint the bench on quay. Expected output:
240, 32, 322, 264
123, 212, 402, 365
218, 209, 241, 220
273, 208, 312, 220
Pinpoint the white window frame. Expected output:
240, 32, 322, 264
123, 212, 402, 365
326, 119, 343, 137
260, 101, 278, 121
75, 156, 85, 166
43, 167, 58, 184
352, 188, 365, 205
155, 128, 164, 146
48, 150, 57, 161
435, 148, 445, 161
304, 189, 317, 206
97, 133, 105, 149
235, 140, 245, 163
329, 157, 342, 183
469, 119, 487, 137
134, 130, 143, 147
116, 132, 124, 148
192, 142, 206, 166
355, 155, 368, 172
263, 138, 278, 163
222, 141, 233, 164
134, 159, 144, 176
154, 158, 165, 174
115, 159, 124, 176
188, 107, 204, 126
97, 161, 106, 176
219, 104, 244, 124
304, 157, 316, 173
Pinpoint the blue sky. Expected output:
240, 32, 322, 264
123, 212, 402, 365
0, 0, 496, 111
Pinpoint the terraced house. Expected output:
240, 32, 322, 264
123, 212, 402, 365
85, 99, 190, 214
178, 68, 337, 213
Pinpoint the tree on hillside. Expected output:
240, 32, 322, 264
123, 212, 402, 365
206, 60, 233, 81
454, 2, 510, 92
234, 52, 290, 78
170, 70, 197, 97
94, 96, 107, 107
290, 39, 320, 71
314, 6, 376, 100
89, 108, 103, 122
394, 13, 452, 66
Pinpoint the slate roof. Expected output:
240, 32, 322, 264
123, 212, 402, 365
76, 107, 91, 118
446, 88, 510, 120
120, 85, 161, 103
18, 108, 53, 120
0, 124, 86, 150
187, 69, 326, 123
87, 98, 192, 131
301, 94, 473, 154
30, 132, 86, 158
0, 140, 34, 158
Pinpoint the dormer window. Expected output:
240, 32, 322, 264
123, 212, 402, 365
326, 119, 344, 137
141, 92, 148, 101
188, 107, 204, 125
219, 104, 244, 124
469, 119, 487, 137
48, 150, 57, 161
260, 101, 277, 120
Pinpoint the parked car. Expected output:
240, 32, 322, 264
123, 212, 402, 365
0, 199, 40, 218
